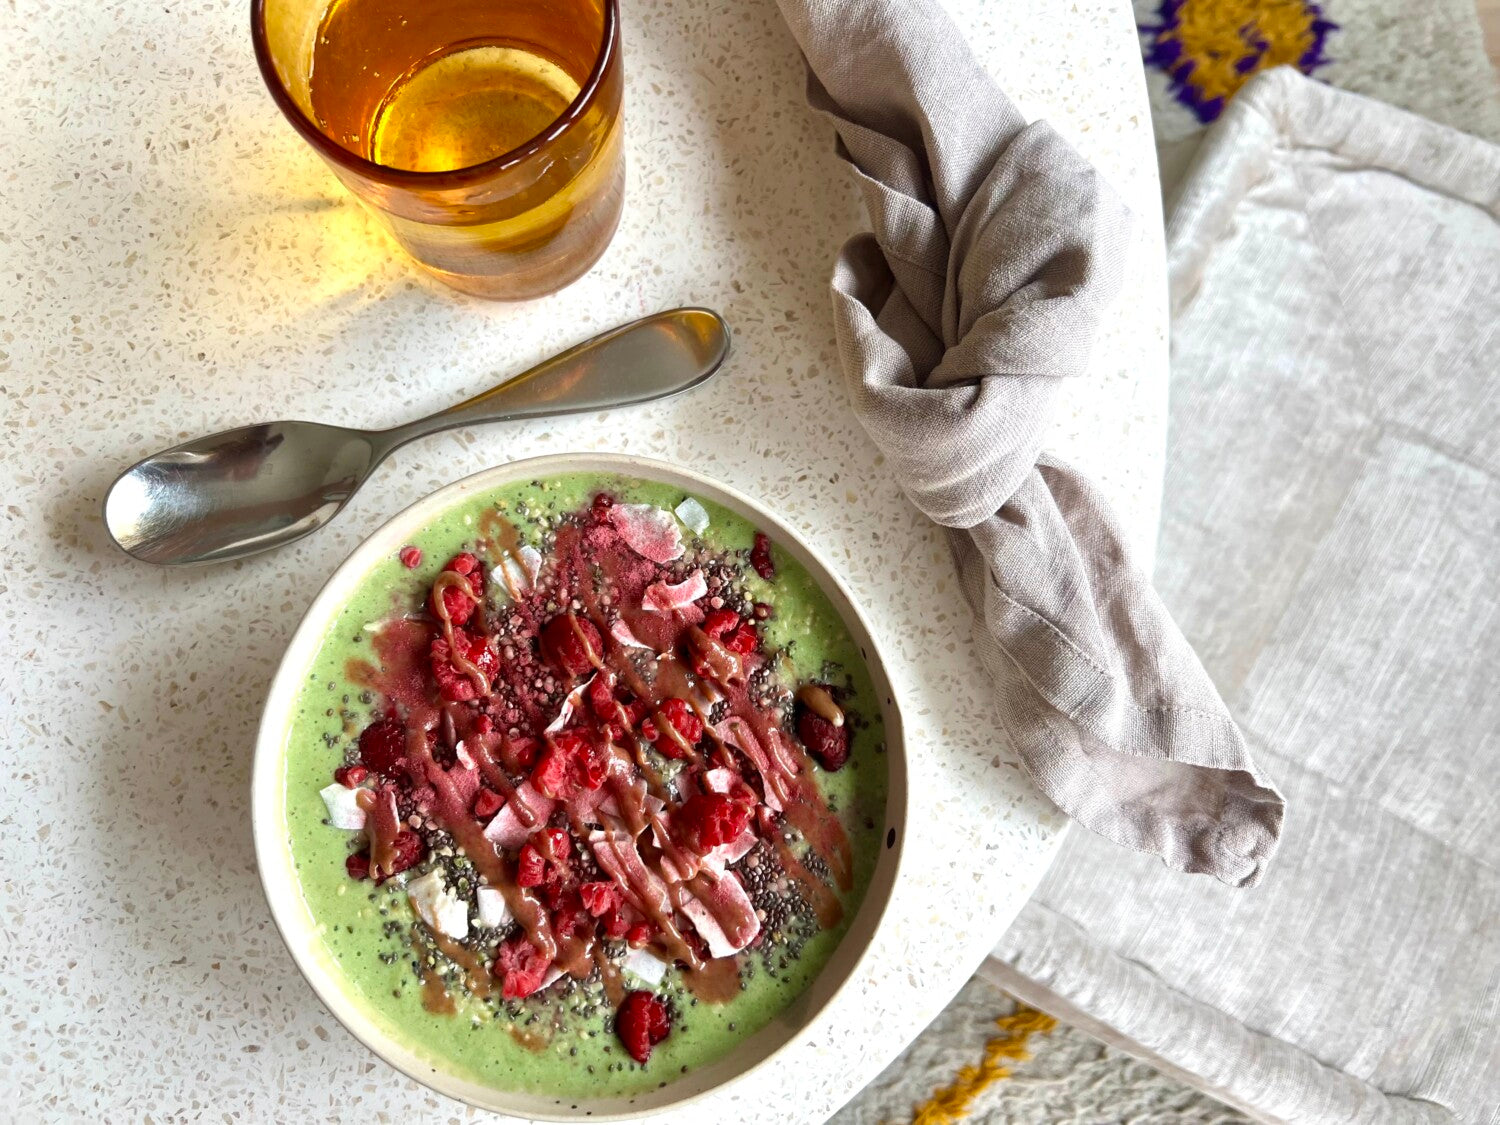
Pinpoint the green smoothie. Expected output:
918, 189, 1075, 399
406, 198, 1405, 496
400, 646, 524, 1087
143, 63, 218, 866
280, 473, 888, 1097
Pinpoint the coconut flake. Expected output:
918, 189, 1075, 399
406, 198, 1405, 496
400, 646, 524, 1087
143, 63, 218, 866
608, 504, 684, 563
518, 545, 542, 580
680, 868, 760, 958
689, 676, 724, 712
642, 570, 708, 613
493, 560, 524, 598
716, 717, 787, 811
407, 869, 469, 940
319, 783, 366, 830
712, 827, 758, 866
476, 886, 511, 929
623, 947, 669, 987
702, 768, 739, 795
674, 497, 710, 535
545, 674, 594, 733
611, 620, 651, 649
484, 782, 557, 848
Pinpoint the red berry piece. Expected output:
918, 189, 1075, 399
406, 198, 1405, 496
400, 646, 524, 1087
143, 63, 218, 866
587, 671, 617, 719
474, 714, 494, 735
750, 532, 775, 580
398, 545, 422, 569
532, 744, 573, 800
661, 698, 703, 742
348, 833, 426, 884
432, 583, 476, 627
385, 832, 426, 880
723, 623, 758, 655
603, 908, 631, 939
518, 827, 574, 891
542, 826, 572, 860
473, 788, 503, 820
646, 698, 703, 760
591, 492, 615, 520
429, 553, 484, 627
580, 881, 622, 918
616, 991, 672, 1064
430, 631, 499, 702
702, 608, 739, 639
576, 750, 612, 792
517, 843, 547, 888
496, 936, 552, 999
532, 730, 609, 800
796, 707, 850, 771
678, 791, 753, 851
539, 613, 603, 678
358, 718, 406, 777
551, 891, 588, 939
503, 734, 540, 772
334, 764, 368, 788
625, 923, 653, 949
611, 698, 649, 743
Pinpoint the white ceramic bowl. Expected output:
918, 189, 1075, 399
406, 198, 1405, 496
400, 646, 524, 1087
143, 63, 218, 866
251, 453, 907, 1120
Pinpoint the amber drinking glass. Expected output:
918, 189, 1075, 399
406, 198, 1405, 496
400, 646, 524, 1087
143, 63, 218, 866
252, 0, 624, 300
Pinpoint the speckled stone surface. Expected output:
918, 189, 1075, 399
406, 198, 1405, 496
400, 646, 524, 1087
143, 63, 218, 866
0, 0, 1165, 1119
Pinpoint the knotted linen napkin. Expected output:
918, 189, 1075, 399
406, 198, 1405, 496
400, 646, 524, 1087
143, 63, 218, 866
774, 0, 1285, 886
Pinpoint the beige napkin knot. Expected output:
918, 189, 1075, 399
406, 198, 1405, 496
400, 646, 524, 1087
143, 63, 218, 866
778, 0, 1285, 886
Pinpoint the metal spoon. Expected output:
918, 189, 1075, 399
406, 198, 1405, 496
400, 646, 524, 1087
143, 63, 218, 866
103, 307, 730, 566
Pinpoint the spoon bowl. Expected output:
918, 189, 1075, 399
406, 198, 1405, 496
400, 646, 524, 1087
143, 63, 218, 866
104, 423, 388, 566
104, 308, 730, 566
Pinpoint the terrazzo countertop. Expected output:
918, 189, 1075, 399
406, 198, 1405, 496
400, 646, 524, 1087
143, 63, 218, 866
0, 0, 1167, 1119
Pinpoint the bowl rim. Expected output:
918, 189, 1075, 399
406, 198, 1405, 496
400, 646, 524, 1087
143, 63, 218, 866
251, 452, 909, 1121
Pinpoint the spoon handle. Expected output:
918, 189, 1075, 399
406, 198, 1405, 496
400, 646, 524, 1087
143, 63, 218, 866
379, 308, 731, 451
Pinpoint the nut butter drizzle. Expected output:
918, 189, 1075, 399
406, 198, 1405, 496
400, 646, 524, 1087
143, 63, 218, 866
430, 570, 490, 695
477, 508, 532, 601
536, 547, 721, 974
356, 787, 401, 878
422, 925, 494, 999
593, 813, 702, 970
652, 706, 700, 760
594, 943, 626, 1006
599, 653, 673, 790
682, 955, 741, 1004
685, 625, 744, 686
467, 734, 524, 814
420, 965, 458, 1014
486, 511, 534, 603
772, 832, 843, 929
566, 612, 606, 671
367, 505, 861, 1011
553, 520, 844, 946
405, 731, 558, 962
532, 827, 595, 977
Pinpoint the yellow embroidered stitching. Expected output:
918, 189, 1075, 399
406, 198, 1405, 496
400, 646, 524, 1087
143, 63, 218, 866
908, 1004, 1057, 1124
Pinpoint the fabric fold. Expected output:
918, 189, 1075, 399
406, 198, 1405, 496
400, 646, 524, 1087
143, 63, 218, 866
776, 0, 1285, 885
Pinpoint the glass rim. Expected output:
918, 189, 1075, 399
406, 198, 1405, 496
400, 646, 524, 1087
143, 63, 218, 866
250, 0, 620, 188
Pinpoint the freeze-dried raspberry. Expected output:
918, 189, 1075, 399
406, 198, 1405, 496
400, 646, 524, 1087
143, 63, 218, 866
616, 991, 672, 1064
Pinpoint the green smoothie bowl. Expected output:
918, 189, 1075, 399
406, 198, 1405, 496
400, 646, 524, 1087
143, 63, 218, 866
252, 453, 907, 1119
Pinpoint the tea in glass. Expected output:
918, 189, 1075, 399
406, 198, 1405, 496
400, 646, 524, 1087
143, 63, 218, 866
253, 0, 624, 300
